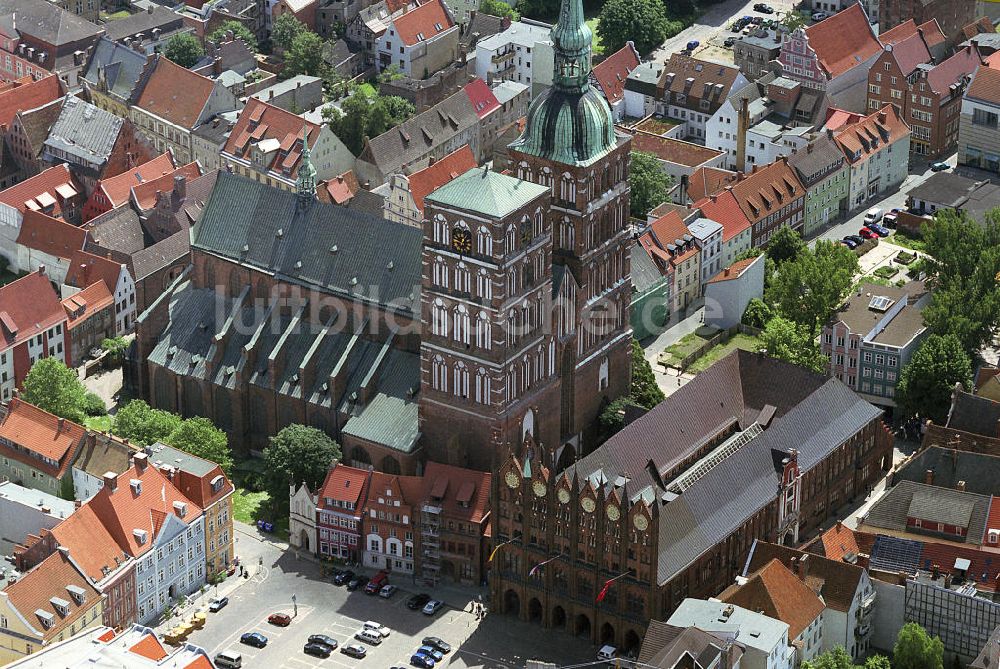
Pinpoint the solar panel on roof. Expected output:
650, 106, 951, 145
870, 535, 923, 573
869, 295, 894, 312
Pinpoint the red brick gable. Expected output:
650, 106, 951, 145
0, 270, 66, 351
407, 145, 475, 215
64, 249, 124, 293
805, 4, 881, 79
0, 75, 63, 128
391, 0, 454, 47
592, 43, 639, 105
223, 98, 321, 180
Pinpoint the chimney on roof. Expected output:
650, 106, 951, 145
57, 418, 64, 433
134, 452, 148, 472
925, 469, 934, 485
737, 96, 750, 171
957, 480, 966, 492
38, 265, 46, 277
147, 4, 153, 12
807, 142, 813, 154
103, 472, 117, 492
827, 128, 834, 139
428, 155, 436, 165
724, 267, 730, 277
795, 553, 809, 581
173, 174, 187, 200
878, 110, 887, 124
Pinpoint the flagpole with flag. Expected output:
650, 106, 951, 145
596, 569, 632, 603
528, 555, 560, 577
488, 538, 516, 563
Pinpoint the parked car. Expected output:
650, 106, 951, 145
422, 637, 452, 654
863, 207, 882, 224
724, 36, 736, 47
365, 570, 389, 594
347, 576, 367, 591
268, 613, 292, 627
363, 621, 391, 638
840, 238, 858, 249
305, 643, 332, 658
845, 234, 865, 245
422, 600, 444, 616
882, 212, 898, 228
686, 40, 700, 51
930, 161, 950, 172
858, 227, 877, 239
355, 629, 383, 646
208, 597, 229, 612
341, 644, 367, 659
407, 593, 431, 610
753, 3, 774, 12
379, 584, 398, 599
418, 646, 445, 662
308, 634, 338, 650
811, 11, 829, 20
869, 223, 890, 237
411, 653, 436, 669
333, 570, 355, 586
240, 632, 268, 648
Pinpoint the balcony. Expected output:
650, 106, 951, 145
422, 504, 442, 515
860, 591, 876, 614
492, 50, 515, 63
856, 621, 872, 638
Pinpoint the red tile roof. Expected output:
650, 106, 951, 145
0, 75, 63, 129
64, 249, 124, 293
62, 281, 114, 330
392, 0, 454, 47
706, 256, 759, 284
833, 104, 910, 165
592, 43, 640, 105
694, 189, 751, 242
968, 64, 1000, 103
223, 98, 321, 180
0, 164, 81, 219
919, 541, 1000, 592
318, 463, 371, 509
961, 16, 995, 41
823, 107, 865, 132
321, 171, 360, 204
131, 162, 202, 210
0, 270, 67, 352
630, 131, 724, 168
0, 399, 85, 480
92, 153, 177, 211
687, 166, 739, 202
407, 145, 476, 215
987, 497, 1000, 538
464, 78, 499, 119
805, 4, 881, 79
151, 456, 233, 510
879, 19, 920, 45
422, 461, 491, 524
916, 19, 947, 49
135, 58, 215, 130
925, 46, 983, 97
130, 634, 168, 660
2, 550, 101, 642
49, 504, 130, 583
87, 462, 203, 557
16, 210, 88, 260
729, 158, 805, 224
722, 558, 825, 639
638, 211, 700, 270
884, 32, 932, 78
185, 656, 215, 669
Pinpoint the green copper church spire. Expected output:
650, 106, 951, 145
297, 127, 317, 203
507, 0, 615, 166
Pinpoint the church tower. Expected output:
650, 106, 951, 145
507, 0, 632, 453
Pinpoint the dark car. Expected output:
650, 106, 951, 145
845, 234, 865, 245
929, 161, 950, 172
411, 653, 436, 669
840, 238, 858, 249
724, 36, 736, 47
347, 576, 367, 591
268, 613, 292, 627
241, 632, 268, 648
333, 570, 355, 586
753, 3, 774, 12
208, 597, 229, 612
407, 593, 431, 610
685, 40, 700, 51
342, 644, 368, 659
419, 646, 445, 662
308, 634, 338, 650
869, 223, 890, 237
422, 637, 452, 654
305, 642, 333, 658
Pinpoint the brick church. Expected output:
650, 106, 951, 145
129, 0, 634, 472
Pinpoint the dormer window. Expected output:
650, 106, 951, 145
50, 597, 70, 615
133, 528, 148, 545
173, 501, 187, 518
35, 610, 54, 628
211, 475, 224, 493
129, 479, 142, 495
66, 585, 86, 605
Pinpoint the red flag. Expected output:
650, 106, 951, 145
596, 578, 614, 603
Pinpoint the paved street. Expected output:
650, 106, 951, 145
177, 525, 596, 669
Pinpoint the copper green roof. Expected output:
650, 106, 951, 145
507, 0, 616, 166
424, 167, 549, 218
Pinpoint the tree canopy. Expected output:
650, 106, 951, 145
894, 623, 944, 669
630, 338, 666, 409
597, 0, 674, 55
164, 33, 204, 68
264, 425, 341, 510
629, 151, 674, 217
480, 0, 520, 20
272, 13, 307, 51
21, 358, 91, 423
759, 315, 827, 373
112, 400, 183, 447
209, 20, 257, 52
166, 417, 233, 474
765, 225, 806, 264
324, 87, 415, 155
283, 31, 325, 78
802, 648, 892, 669
896, 334, 972, 423
766, 239, 858, 337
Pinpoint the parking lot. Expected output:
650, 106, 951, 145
180, 540, 596, 669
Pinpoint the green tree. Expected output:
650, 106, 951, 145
865, 656, 892, 669
766, 225, 806, 264
630, 338, 665, 409
209, 20, 258, 52
778, 10, 808, 31
21, 358, 88, 422
377, 63, 405, 84
802, 647, 854, 669
514, 0, 558, 20
479, 0, 520, 20
324, 88, 415, 154
101, 336, 128, 365
598, 395, 644, 443
896, 334, 973, 423
283, 31, 325, 78
894, 622, 944, 669
263, 425, 341, 510
766, 239, 858, 337
759, 316, 827, 373
596, 0, 671, 55
741, 297, 772, 329
629, 151, 674, 217
82, 392, 107, 417
164, 33, 204, 68
272, 13, 306, 51
167, 417, 233, 474
111, 400, 182, 447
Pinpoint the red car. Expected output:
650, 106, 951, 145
858, 227, 877, 239
268, 613, 292, 627
365, 570, 390, 594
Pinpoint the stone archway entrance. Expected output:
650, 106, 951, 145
504, 589, 521, 617
300, 530, 310, 551
575, 613, 591, 639
600, 622, 615, 645
624, 629, 641, 653
552, 606, 567, 629
528, 597, 543, 623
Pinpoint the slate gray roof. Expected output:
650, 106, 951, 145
639, 624, 743, 669
14, 98, 64, 160
788, 134, 845, 187
425, 167, 549, 219
0, 0, 103, 46
630, 241, 664, 293
43, 95, 122, 172
131, 230, 189, 280
461, 11, 504, 47
82, 38, 149, 104
341, 348, 420, 453
191, 172, 422, 314
625, 61, 661, 98
947, 390, 1000, 437
906, 172, 983, 208
86, 205, 146, 254
148, 442, 217, 477
359, 88, 479, 180
864, 479, 991, 544
103, 6, 183, 41
895, 446, 1000, 497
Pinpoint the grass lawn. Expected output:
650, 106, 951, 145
890, 231, 926, 253
233, 488, 289, 540
100, 10, 130, 19
83, 415, 113, 432
358, 82, 377, 96
872, 265, 899, 280
659, 331, 712, 367
687, 334, 761, 374
585, 18, 603, 55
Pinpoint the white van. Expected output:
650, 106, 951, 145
355, 629, 383, 645
863, 207, 882, 224
598, 645, 618, 662
215, 650, 243, 668
363, 620, 391, 637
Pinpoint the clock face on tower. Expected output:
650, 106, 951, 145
451, 228, 472, 254
581, 497, 596, 513
505, 471, 520, 489
557, 488, 570, 504
633, 514, 648, 531
532, 480, 547, 497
